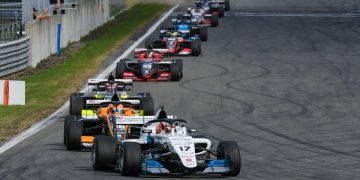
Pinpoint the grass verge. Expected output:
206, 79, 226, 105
0, 3, 168, 142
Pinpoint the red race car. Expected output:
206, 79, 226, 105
115, 50, 183, 81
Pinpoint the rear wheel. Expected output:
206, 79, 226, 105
224, 0, 230, 11
115, 61, 126, 79
64, 115, 79, 145
217, 141, 241, 176
70, 93, 84, 116
170, 62, 181, 81
119, 142, 142, 176
91, 135, 115, 171
140, 96, 154, 115
219, 6, 225, 17
66, 120, 83, 151
199, 27, 208, 41
211, 14, 219, 27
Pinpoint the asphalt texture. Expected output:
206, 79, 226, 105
1, 0, 360, 179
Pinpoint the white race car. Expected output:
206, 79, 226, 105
91, 108, 241, 176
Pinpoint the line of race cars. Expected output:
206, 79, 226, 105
63, 0, 241, 177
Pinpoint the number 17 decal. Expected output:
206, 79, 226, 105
179, 146, 190, 151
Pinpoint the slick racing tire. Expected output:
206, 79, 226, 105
219, 6, 225, 17
115, 60, 126, 79
225, 0, 230, 11
70, 93, 84, 116
217, 141, 241, 176
170, 62, 181, 81
66, 120, 83, 151
211, 14, 219, 27
119, 142, 142, 176
140, 96, 154, 115
64, 115, 80, 145
92, 135, 115, 171
191, 41, 201, 56
199, 27, 208, 41
173, 59, 183, 70
173, 59, 183, 79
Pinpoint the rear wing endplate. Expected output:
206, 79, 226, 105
116, 115, 176, 125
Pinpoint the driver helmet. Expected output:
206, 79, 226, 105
156, 122, 176, 134
181, 19, 187, 24
195, 2, 201, 9
170, 31, 178, 37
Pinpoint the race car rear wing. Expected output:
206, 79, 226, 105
134, 48, 169, 54
88, 79, 133, 86
86, 99, 140, 105
116, 115, 176, 125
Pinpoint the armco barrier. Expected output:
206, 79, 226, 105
0, 37, 29, 77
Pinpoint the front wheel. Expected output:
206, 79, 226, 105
115, 61, 126, 79
219, 6, 225, 17
66, 120, 83, 151
170, 62, 181, 81
217, 141, 241, 176
91, 135, 115, 171
69, 93, 84, 116
173, 59, 183, 78
199, 27, 208, 41
191, 41, 201, 56
211, 14, 219, 27
119, 142, 142, 176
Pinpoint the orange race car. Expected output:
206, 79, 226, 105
64, 99, 147, 151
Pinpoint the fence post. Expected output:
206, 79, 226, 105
57, 23, 61, 56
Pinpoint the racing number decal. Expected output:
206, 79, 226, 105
179, 146, 191, 151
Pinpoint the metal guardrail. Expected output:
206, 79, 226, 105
0, 37, 29, 77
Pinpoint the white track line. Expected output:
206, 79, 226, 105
0, 3, 179, 155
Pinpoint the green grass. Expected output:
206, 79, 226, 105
0, 3, 168, 142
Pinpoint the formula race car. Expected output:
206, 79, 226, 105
184, 3, 219, 27
197, 0, 230, 17
64, 95, 154, 151
163, 20, 208, 41
115, 56, 183, 81
91, 108, 241, 176
145, 32, 201, 56
68, 74, 153, 117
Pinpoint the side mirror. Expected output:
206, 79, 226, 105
188, 129, 197, 135
188, 129, 197, 133
142, 129, 152, 134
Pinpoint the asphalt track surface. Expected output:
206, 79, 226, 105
2, 1, 360, 179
